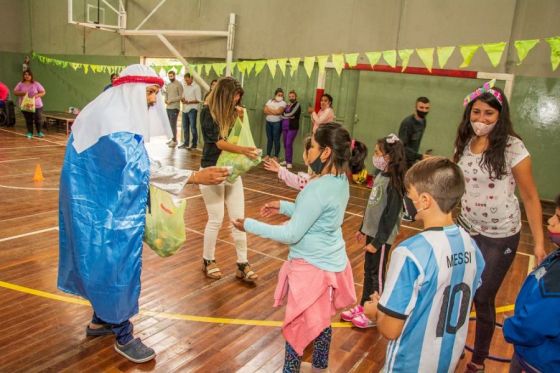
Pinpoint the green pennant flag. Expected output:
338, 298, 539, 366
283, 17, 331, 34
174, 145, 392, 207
382, 50, 397, 68
331, 54, 345, 75
398, 49, 414, 72
288, 57, 301, 77
365, 51, 381, 67
277, 58, 287, 76
254, 60, 266, 76
416, 48, 434, 72
345, 53, 359, 67
212, 63, 226, 76
246, 60, 256, 75
436, 46, 455, 69
266, 59, 278, 78
514, 39, 539, 65
204, 64, 213, 76
317, 55, 328, 74
546, 37, 560, 71
70, 62, 80, 71
82, 64, 90, 74
459, 45, 480, 68
303, 56, 315, 78
482, 42, 507, 67
237, 61, 247, 75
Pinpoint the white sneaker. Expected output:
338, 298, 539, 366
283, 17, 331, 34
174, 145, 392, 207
286, 164, 292, 169
166, 139, 172, 145
168, 141, 177, 148
279, 161, 287, 166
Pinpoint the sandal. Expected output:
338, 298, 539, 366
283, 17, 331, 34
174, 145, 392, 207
202, 259, 222, 279
236, 262, 258, 283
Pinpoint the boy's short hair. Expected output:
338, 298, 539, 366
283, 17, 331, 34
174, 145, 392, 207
416, 96, 430, 104
404, 157, 465, 213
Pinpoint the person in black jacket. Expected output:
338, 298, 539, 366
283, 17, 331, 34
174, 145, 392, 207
398, 96, 431, 169
280, 90, 301, 169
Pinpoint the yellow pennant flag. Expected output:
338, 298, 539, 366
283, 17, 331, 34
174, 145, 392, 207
303, 56, 315, 78
254, 60, 267, 76
482, 42, 507, 68
382, 50, 397, 68
365, 52, 381, 67
545, 37, 560, 71
246, 61, 256, 75
514, 39, 539, 65
70, 62, 81, 71
82, 64, 89, 74
416, 48, 434, 72
345, 53, 359, 67
237, 61, 247, 75
277, 58, 288, 76
436, 46, 455, 69
212, 63, 223, 76
288, 57, 301, 77
331, 54, 345, 76
266, 59, 278, 78
317, 55, 329, 74
204, 64, 213, 76
459, 45, 480, 68
398, 49, 414, 72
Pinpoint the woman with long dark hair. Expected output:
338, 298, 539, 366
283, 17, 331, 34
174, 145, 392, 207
199, 77, 260, 282
453, 82, 545, 372
14, 70, 46, 138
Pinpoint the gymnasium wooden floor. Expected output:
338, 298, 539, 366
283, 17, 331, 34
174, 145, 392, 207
0, 119, 555, 372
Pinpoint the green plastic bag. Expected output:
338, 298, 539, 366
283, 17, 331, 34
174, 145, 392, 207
144, 185, 187, 257
216, 108, 262, 183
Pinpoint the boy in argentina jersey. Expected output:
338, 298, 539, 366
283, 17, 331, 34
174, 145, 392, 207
364, 157, 485, 373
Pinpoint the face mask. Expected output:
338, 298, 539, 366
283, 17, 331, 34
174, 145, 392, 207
416, 110, 428, 118
289, 98, 296, 103
309, 150, 326, 174
470, 121, 497, 136
403, 195, 425, 220
275, 95, 283, 102
549, 231, 560, 247
373, 155, 388, 171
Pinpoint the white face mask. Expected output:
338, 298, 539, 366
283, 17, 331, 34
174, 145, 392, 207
275, 95, 283, 102
372, 155, 388, 171
470, 121, 497, 136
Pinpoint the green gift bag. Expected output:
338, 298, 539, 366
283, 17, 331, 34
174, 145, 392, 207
216, 108, 262, 183
144, 185, 187, 257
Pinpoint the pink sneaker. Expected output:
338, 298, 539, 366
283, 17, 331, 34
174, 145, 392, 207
341, 304, 363, 322
352, 313, 376, 329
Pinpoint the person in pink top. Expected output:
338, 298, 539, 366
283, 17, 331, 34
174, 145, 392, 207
0, 81, 9, 102
14, 70, 46, 139
264, 137, 313, 190
309, 93, 335, 133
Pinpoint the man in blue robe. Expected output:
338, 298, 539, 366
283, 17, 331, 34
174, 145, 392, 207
58, 64, 228, 363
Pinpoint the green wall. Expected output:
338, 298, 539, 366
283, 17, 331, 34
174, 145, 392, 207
1, 52, 558, 200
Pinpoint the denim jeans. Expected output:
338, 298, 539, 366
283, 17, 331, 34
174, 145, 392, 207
182, 109, 198, 147
266, 120, 282, 157
92, 312, 133, 345
166, 108, 179, 141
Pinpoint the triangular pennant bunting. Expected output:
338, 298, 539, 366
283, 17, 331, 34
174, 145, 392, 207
436, 46, 455, 69
545, 37, 560, 71
382, 50, 397, 68
459, 45, 480, 68
331, 54, 345, 75
303, 56, 315, 78
317, 55, 328, 74
482, 42, 507, 67
277, 58, 287, 76
288, 57, 301, 77
254, 60, 266, 76
266, 59, 278, 78
345, 53, 359, 67
398, 49, 414, 72
245, 61, 256, 75
237, 61, 247, 75
514, 39, 539, 65
416, 48, 434, 72
365, 52, 381, 67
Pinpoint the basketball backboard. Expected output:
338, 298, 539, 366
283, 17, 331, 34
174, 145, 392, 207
68, 0, 126, 30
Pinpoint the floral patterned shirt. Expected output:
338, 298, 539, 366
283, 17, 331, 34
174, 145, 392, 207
458, 136, 529, 238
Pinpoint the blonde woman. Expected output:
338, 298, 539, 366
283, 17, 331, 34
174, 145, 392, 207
199, 77, 260, 282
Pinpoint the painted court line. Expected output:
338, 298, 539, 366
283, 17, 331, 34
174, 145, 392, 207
0, 128, 66, 146
0, 184, 59, 191
0, 226, 59, 243
0, 279, 514, 327
0, 209, 58, 223
0, 157, 39, 163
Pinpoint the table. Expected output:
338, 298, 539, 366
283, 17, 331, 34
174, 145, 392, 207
43, 111, 77, 136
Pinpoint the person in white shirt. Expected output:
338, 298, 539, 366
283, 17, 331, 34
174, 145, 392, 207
180, 73, 202, 150
263, 88, 287, 160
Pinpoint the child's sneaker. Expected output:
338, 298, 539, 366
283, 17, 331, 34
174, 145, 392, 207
340, 304, 363, 322
279, 161, 287, 166
26, 132, 33, 139
37, 132, 44, 138
351, 313, 376, 328
286, 163, 292, 169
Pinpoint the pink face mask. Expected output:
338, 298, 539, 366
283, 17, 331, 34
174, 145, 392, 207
373, 155, 388, 171
470, 121, 497, 136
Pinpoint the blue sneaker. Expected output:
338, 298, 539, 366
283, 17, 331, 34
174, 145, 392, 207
26, 132, 33, 139
114, 338, 155, 363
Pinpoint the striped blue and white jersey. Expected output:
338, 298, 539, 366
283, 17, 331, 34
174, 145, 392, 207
378, 225, 485, 373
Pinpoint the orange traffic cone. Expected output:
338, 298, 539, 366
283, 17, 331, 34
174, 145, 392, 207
33, 164, 44, 182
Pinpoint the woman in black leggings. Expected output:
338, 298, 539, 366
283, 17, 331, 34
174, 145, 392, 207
453, 82, 545, 372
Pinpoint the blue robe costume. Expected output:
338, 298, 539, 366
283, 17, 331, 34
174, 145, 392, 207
58, 132, 150, 324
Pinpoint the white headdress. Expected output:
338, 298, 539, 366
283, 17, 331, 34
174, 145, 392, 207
71, 64, 172, 153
